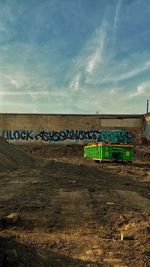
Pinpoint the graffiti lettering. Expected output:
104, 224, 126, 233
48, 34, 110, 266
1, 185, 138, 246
1, 129, 133, 144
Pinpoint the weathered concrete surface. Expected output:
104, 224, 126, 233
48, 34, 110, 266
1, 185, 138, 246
0, 113, 143, 143
0, 114, 142, 131
101, 118, 142, 128
143, 113, 150, 142
0, 114, 100, 131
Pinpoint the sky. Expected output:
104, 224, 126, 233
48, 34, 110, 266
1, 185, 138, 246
0, 0, 150, 114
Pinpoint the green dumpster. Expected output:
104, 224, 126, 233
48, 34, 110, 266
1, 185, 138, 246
84, 142, 134, 162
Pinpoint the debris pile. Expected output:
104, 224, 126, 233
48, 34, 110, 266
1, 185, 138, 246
0, 137, 35, 172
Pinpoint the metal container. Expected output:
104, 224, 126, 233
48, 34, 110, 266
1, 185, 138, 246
84, 142, 134, 162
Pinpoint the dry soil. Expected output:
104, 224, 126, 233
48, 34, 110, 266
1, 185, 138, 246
0, 142, 150, 267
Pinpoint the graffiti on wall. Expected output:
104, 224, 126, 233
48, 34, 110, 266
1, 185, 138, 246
1, 129, 133, 144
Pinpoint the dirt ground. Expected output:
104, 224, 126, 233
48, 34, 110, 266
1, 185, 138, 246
0, 143, 150, 267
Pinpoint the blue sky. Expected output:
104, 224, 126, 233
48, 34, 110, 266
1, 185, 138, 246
0, 0, 150, 114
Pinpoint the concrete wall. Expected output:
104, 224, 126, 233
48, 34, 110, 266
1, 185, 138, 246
0, 113, 143, 144
143, 113, 150, 142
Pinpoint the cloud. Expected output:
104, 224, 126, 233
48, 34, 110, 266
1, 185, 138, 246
85, 21, 107, 74
67, 2, 127, 89
129, 81, 150, 98
116, 60, 150, 82
0, 91, 49, 96
69, 74, 80, 92
68, 15, 109, 91
87, 59, 150, 85
113, 0, 122, 32
112, 0, 122, 46
80, 1, 122, 82
66, 0, 150, 115
130, 85, 145, 98
0, 0, 150, 114
0, 64, 54, 111
9, 79, 20, 89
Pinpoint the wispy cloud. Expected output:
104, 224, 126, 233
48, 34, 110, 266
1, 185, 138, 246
69, 74, 81, 92
113, 0, 122, 32
85, 20, 107, 74
115, 60, 150, 82
68, 2, 122, 88
0, 0, 150, 114
0, 91, 49, 96
112, 0, 122, 47
67, 0, 150, 115
68, 16, 109, 90
99, 60, 150, 85
129, 81, 150, 98
9, 79, 20, 89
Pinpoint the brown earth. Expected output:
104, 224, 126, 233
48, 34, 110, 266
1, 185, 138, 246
0, 137, 35, 172
0, 141, 150, 267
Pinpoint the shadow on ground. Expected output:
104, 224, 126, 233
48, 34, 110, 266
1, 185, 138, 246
0, 236, 99, 267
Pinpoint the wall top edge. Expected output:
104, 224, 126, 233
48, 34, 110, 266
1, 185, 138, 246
0, 113, 143, 118
144, 112, 150, 116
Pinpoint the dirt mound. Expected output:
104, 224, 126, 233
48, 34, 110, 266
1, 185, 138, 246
21, 143, 84, 158
135, 145, 150, 160
0, 138, 35, 172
